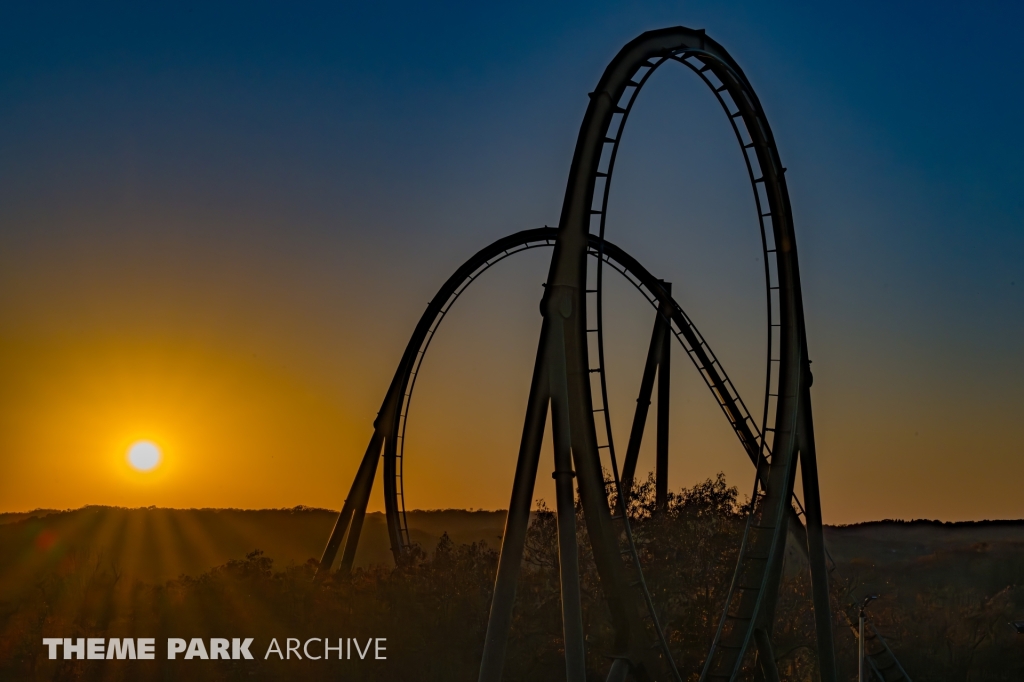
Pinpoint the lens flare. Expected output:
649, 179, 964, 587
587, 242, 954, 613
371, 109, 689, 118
127, 441, 161, 471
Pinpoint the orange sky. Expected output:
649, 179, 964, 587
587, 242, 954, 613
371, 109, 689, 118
2, 3, 1022, 525
1, 234, 1021, 525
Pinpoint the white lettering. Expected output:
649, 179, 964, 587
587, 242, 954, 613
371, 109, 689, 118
87, 638, 105, 659
64, 638, 84, 660
324, 638, 343, 659
184, 638, 209, 660
167, 638, 187, 659
106, 639, 136, 659
43, 638, 61, 659
264, 638, 283, 660
138, 638, 155, 660
209, 638, 230, 660
234, 638, 254, 660
352, 638, 372, 660
42, 634, 384, 663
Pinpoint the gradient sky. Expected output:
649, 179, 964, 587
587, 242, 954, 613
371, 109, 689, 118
1, 1, 1021, 523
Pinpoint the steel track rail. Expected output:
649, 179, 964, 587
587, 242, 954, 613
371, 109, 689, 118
322, 27, 838, 682
318, 225, 791, 679
369, 227, 809, 682
536, 27, 834, 681
387, 228, 770, 562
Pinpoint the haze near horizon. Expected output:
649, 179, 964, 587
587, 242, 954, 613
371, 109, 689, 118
1, 1, 1021, 524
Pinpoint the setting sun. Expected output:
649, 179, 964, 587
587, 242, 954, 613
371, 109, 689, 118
127, 440, 162, 471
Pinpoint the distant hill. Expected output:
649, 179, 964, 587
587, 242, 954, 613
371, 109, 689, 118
0, 506, 506, 600
0, 510, 60, 525
3, 506, 1023, 604
824, 519, 1024, 598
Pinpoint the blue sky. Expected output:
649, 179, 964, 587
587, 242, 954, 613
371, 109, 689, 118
1, 1, 1021, 521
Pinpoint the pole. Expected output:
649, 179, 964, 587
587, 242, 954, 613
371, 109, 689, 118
859, 608, 865, 682
857, 594, 877, 682
478, 318, 552, 682
797, 384, 839, 682
547, 288, 587, 682
317, 429, 385, 576
655, 281, 671, 512
621, 303, 670, 498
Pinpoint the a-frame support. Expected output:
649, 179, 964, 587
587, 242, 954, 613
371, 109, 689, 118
621, 281, 674, 510
479, 284, 662, 682
319, 26, 839, 682
480, 26, 839, 682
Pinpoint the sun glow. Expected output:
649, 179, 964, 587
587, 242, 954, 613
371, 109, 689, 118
127, 440, 162, 471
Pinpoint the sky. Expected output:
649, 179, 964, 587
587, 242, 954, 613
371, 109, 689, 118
0, 1, 1021, 524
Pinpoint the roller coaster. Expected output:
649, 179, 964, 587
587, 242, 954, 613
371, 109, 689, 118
316, 26, 899, 682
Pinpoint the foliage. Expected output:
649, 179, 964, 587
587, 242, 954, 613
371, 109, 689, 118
1, 475, 1023, 681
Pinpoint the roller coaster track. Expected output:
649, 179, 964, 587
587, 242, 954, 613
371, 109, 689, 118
319, 26, 849, 682
390, 228, 769, 561
316, 226, 768, 680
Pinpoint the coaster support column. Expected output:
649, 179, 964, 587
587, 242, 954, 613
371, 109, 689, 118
478, 315, 553, 682
656, 281, 672, 512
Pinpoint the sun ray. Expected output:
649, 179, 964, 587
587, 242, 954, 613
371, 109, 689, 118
172, 509, 285, 634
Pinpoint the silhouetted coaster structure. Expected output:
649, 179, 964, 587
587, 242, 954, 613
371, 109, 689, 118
319, 27, 840, 682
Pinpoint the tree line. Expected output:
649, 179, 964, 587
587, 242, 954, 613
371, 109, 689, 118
1, 473, 1022, 681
